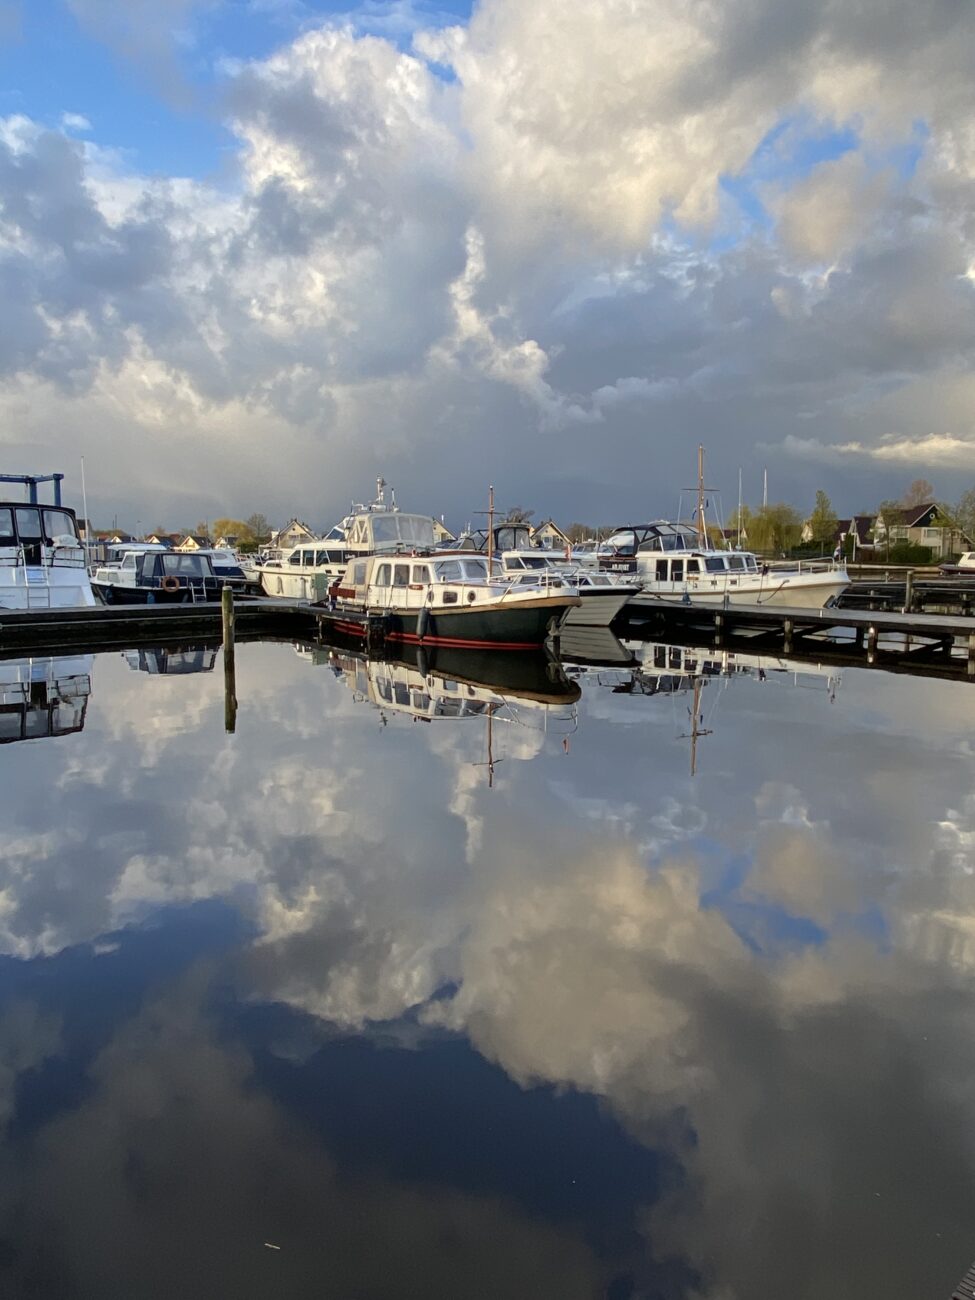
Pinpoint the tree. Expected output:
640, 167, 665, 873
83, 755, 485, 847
808, 489, 838, 544
727, 504, 753, 543
953, 488, 975, 542
502, 505, 534, 523
747, 503, 803, 554
245, 513, 272, 544
212, 517, 255, 543
903, 479, 935, 508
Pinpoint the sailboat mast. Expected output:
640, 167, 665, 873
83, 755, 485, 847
487, 484, 495, 576
696, 444, 707, 547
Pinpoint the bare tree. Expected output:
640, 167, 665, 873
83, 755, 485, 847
903, 479, 935, 508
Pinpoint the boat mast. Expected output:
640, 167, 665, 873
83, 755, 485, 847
695, 444, 707, 547
487, 484, 494, 576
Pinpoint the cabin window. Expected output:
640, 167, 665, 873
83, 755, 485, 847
163, 554, 208, 576
353, 563, 367, 586
435, 560, 463, 582
41, 509, 78, 543
745, 555, 758, 570
461, 559, 487, 581
0, 509, 14, 546
728, 556, 745, 571
656, 560, 668, 580
442, 590, 458, 604
376, 564, 391, 586
670, 560, 684, 581
393, 564, 410, 586
508, 556, 526, 570
412, 564, 430, 583
686, 559, 701, 574
288, 551, 301, 565
705, 556, 726, 572
122, 553, 137, 570
14, 508, 42, 544
315, 551, 331, 566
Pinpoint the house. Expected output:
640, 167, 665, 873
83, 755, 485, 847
432, 519, 455, 544
144, 533, 177, 548
531, 519, 572, 551
176, 534, 212, 552
95, 530, 135, 545
834, 515, 875, 558
271, 518, 316, 550
874, 503, 970, 559
214, 535, 240, 549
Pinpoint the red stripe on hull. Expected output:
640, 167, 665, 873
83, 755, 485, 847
387, 631, 538, 650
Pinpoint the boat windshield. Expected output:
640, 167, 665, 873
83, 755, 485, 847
600, 530, 636, 556
369, 514, 436, 548
161, 554, 211, 577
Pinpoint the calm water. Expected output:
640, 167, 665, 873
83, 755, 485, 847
1, 638, 974, 1299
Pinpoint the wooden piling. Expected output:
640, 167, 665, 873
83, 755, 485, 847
222, 584, 237, 733
903, 569, 914, 614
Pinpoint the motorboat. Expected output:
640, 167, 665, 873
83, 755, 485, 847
939, 552, 975, 575
599, 520, 848, 611
0, 654, 92, 743
498, 552, 640, 625
259, 478, 442, 601
0, 472, 95, 610
599, 447, 848, 610
91, 549, 221, 604
330, 553, 581, 649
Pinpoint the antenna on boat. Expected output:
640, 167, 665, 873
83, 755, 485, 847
487, 485, 495, 575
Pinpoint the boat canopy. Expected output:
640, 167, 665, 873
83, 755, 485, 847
345, 511, 436, 552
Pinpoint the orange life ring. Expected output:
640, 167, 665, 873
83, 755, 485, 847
160, 575, 180, 592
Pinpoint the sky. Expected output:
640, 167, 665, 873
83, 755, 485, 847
0, 0, 973, 532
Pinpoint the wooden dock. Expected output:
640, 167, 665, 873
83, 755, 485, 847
0, 598, 383, 658
621, 599, 975, 682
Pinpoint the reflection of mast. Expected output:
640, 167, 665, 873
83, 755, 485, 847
473, 704, 503, 788
678, 675, 713, 776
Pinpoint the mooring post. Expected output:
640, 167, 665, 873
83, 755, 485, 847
903, 569, 914, 614
968, 633, 975, 678
222, 584, 237, 733
867, 623, 878, 664
783, 617, 793, 654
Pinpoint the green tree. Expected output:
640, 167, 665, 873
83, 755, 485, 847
747, 503, 803, 554
727, 504, 753, 544
953, 488, 975, 542
808, 489, 838, 544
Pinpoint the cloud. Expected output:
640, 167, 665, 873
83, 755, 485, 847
779, 431, 975, 468
1, 0, 975, 526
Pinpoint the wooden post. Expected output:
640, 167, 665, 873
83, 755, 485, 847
783, 617, 793, 654
968, 633, 975, 678
222, 584, 237, 733
866, 623, 877, 664
903, 569, 914, 614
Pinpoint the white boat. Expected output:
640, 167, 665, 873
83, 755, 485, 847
601, 448, 848, 610
498, 552, 640, 625
0, 473, 95, 610
600, 521, 848, 610
91, 549, 221, 604
259, 479, 442, 601
332, 553, 580, 649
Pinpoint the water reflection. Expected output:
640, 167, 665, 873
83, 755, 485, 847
123, 645, 217, 675
0, 638, 973, 1297
0, 655, 92, 745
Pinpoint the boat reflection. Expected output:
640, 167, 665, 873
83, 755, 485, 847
0, 654, 92, 743
123, 646, 218, 675
297, 642, 579, 782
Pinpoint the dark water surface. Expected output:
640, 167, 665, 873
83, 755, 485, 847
1, 640, 974, 1299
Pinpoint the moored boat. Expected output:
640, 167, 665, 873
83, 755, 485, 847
0, 473, 95, 610
600, 521, 848, 610
91, 549, 222, 604
331, 553, 580, 649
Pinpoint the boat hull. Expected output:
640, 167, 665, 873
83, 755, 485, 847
565, 587, 639, 626
91, 581, 222, 605
335, 597, 575, 649
626, 572, 848, 612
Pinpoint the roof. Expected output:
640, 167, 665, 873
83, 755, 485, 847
836, 515, 874, 544
880, 502, 940, 528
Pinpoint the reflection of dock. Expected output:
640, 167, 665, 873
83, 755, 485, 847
621, 601, 975, 683
0, 655, 92, 743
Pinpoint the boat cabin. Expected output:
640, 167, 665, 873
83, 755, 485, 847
0, 473, 94, 609
91, 549, 220, 601
343, 510, 437, 554
337, 554, 495, 609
